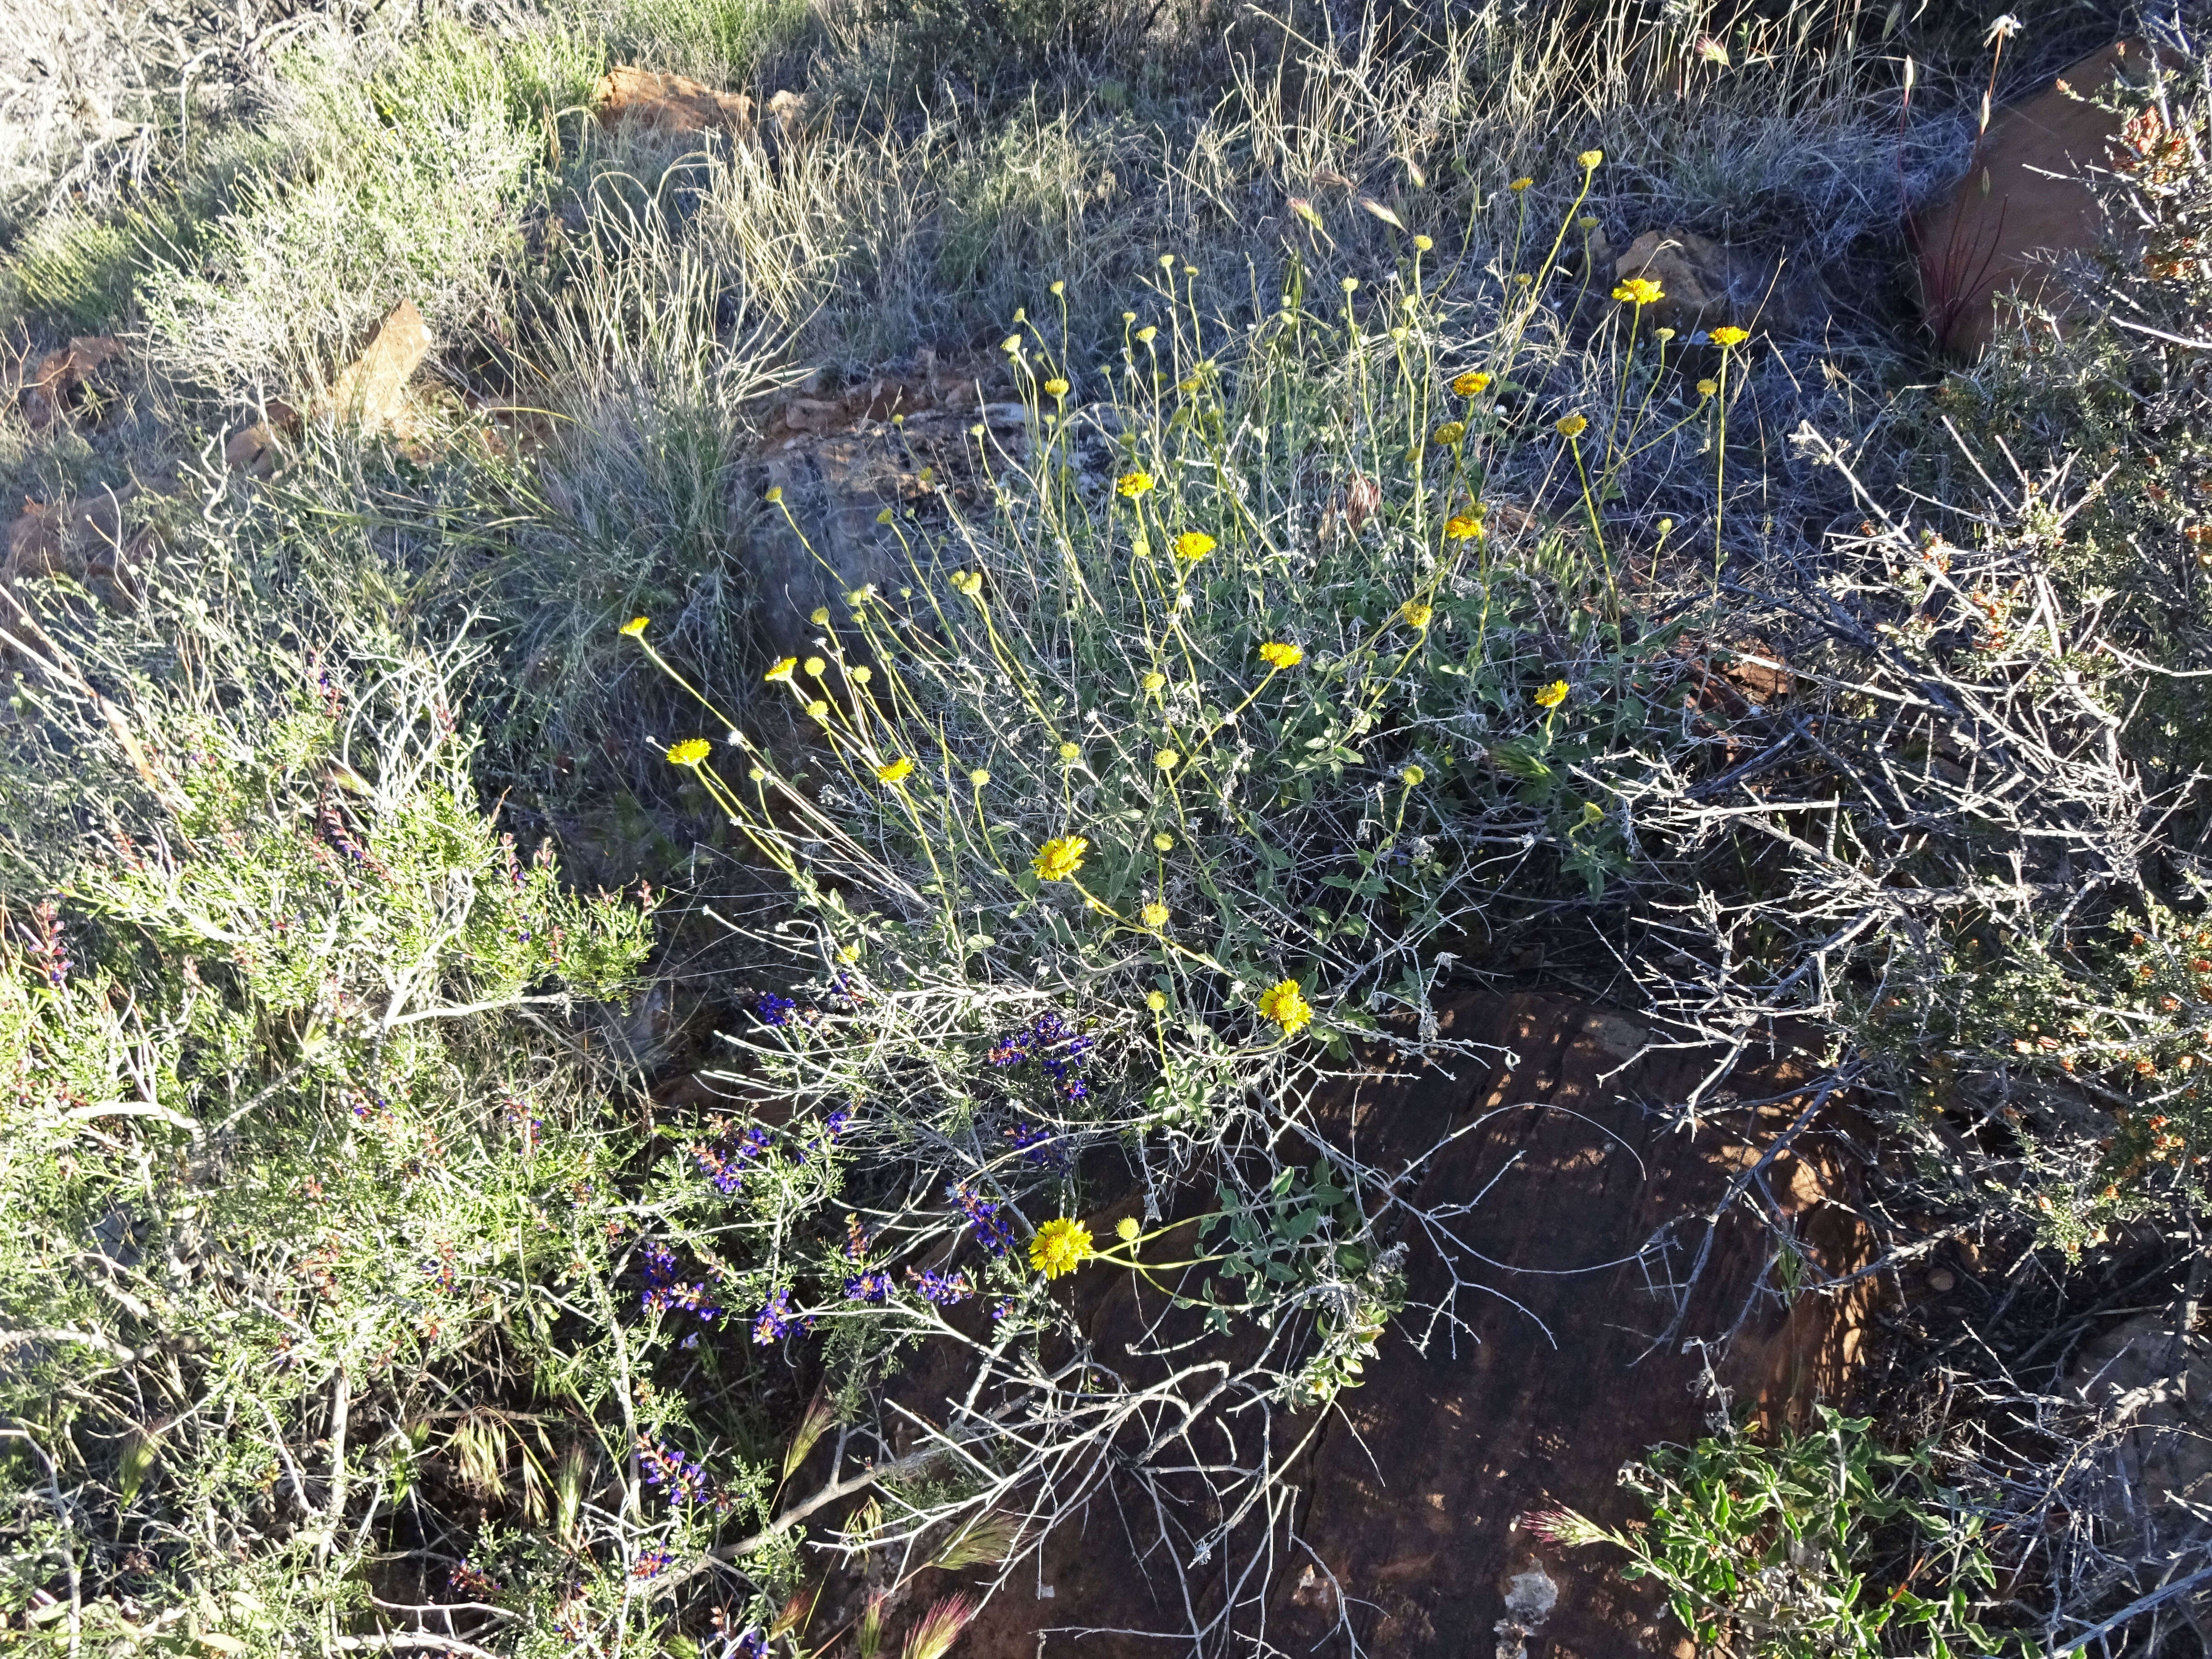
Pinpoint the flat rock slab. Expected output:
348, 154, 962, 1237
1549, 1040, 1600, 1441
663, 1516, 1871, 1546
596, 66, 756, 138
947, 990, 1874, 1659
1918, 38, 2140, 356
20, 334, 126, 428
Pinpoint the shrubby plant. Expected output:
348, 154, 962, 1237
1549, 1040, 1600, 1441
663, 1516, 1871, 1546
607, 163, 1791, 1636
0, 501, 654, 1650
1530, 1407, 2002, 1658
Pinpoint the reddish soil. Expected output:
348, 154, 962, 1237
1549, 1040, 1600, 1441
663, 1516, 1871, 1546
933, 989, 1876, 1659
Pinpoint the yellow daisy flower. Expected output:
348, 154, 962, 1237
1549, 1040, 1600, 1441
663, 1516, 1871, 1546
620, 616, 650, 637
1401, 600, 1434, 629
667, 738, 711, 766
765, 657, 798, 683
1555, 413, 1588, 438
1710, 325, 1749, 347
1117, 470, 1154, 498
1578, 148, 1603, 169
1509, 175, 1534, 191
1535, 680, 1569, 708
1452, 370, 1491, 396
1258, 641, 1304, 669
1044, 378, 1069, 397
1444, 515, 1483, 542
1155, 749, 1181, 770
1172, 531, 1216, 562
1612, 276, 1664, 305
876, 757, 915, 784
1257, 979, 1313, 1036
1140, 900, 1170, 928
1032, 836, 1089, 881
1028, 1217, 1094, 1279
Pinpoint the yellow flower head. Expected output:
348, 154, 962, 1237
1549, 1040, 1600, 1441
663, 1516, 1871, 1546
1154, 748, 1181, 770
810, 607, 830, 625
1696, 378, 1718, 397
1059, 741, 1082, 762
1136, 326, 1158, 344
1117, 470, 1154, 498
1140, 900, 1170, 928
1612, 276, 1664, 306
1555, 413, 1588, 438
807, 699, 830, 718
951, 569, 984, 596
1509, 175, 1534, 191
1140, 671, 1167, 693
1044, 377, 1069, 398
850, 666, 873, 684
1535, 679, 1569, 709
1710, 325, 1749, 347
1032, 836, 1089, 881
1002, 334, 1023, 353
969, 768, 990, 787
804, 656, 826, 676
1452, 370, 1491, 397
1116, 1215, 1142, 1242
1173, 531, 1216, 562
620, 615, 650, 637
1259, 641, 1304, 670
1402, 764, 1426, 787
1257, 978, 1314, 1036
1444, 514, 1484, 542
876, 757, 915, 784
765, 656, 798, 683
765, 485, 784, 504
667, 738, 711, 766
1401, 600, 1434, 629
1413, 233, 1434, 251
1153, 832, 1175, 852
1144, 990, 1167, 1012
1028, 1217, 1094, 1279
1431, 420, 1467, 446
1578, 148, 1603, 170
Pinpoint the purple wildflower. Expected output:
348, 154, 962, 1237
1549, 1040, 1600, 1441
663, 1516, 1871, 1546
23, 901, 70, 992
638, 1242, 725, 1323
844, 1270, 894, 1303
691, 1125, 773, 1194
752, 1286, 795, 1344
912, 1268, 974, 1306
638, 1437, 712, 1504
947, 1182, 1015, 1256
755, 993, 800, 1027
